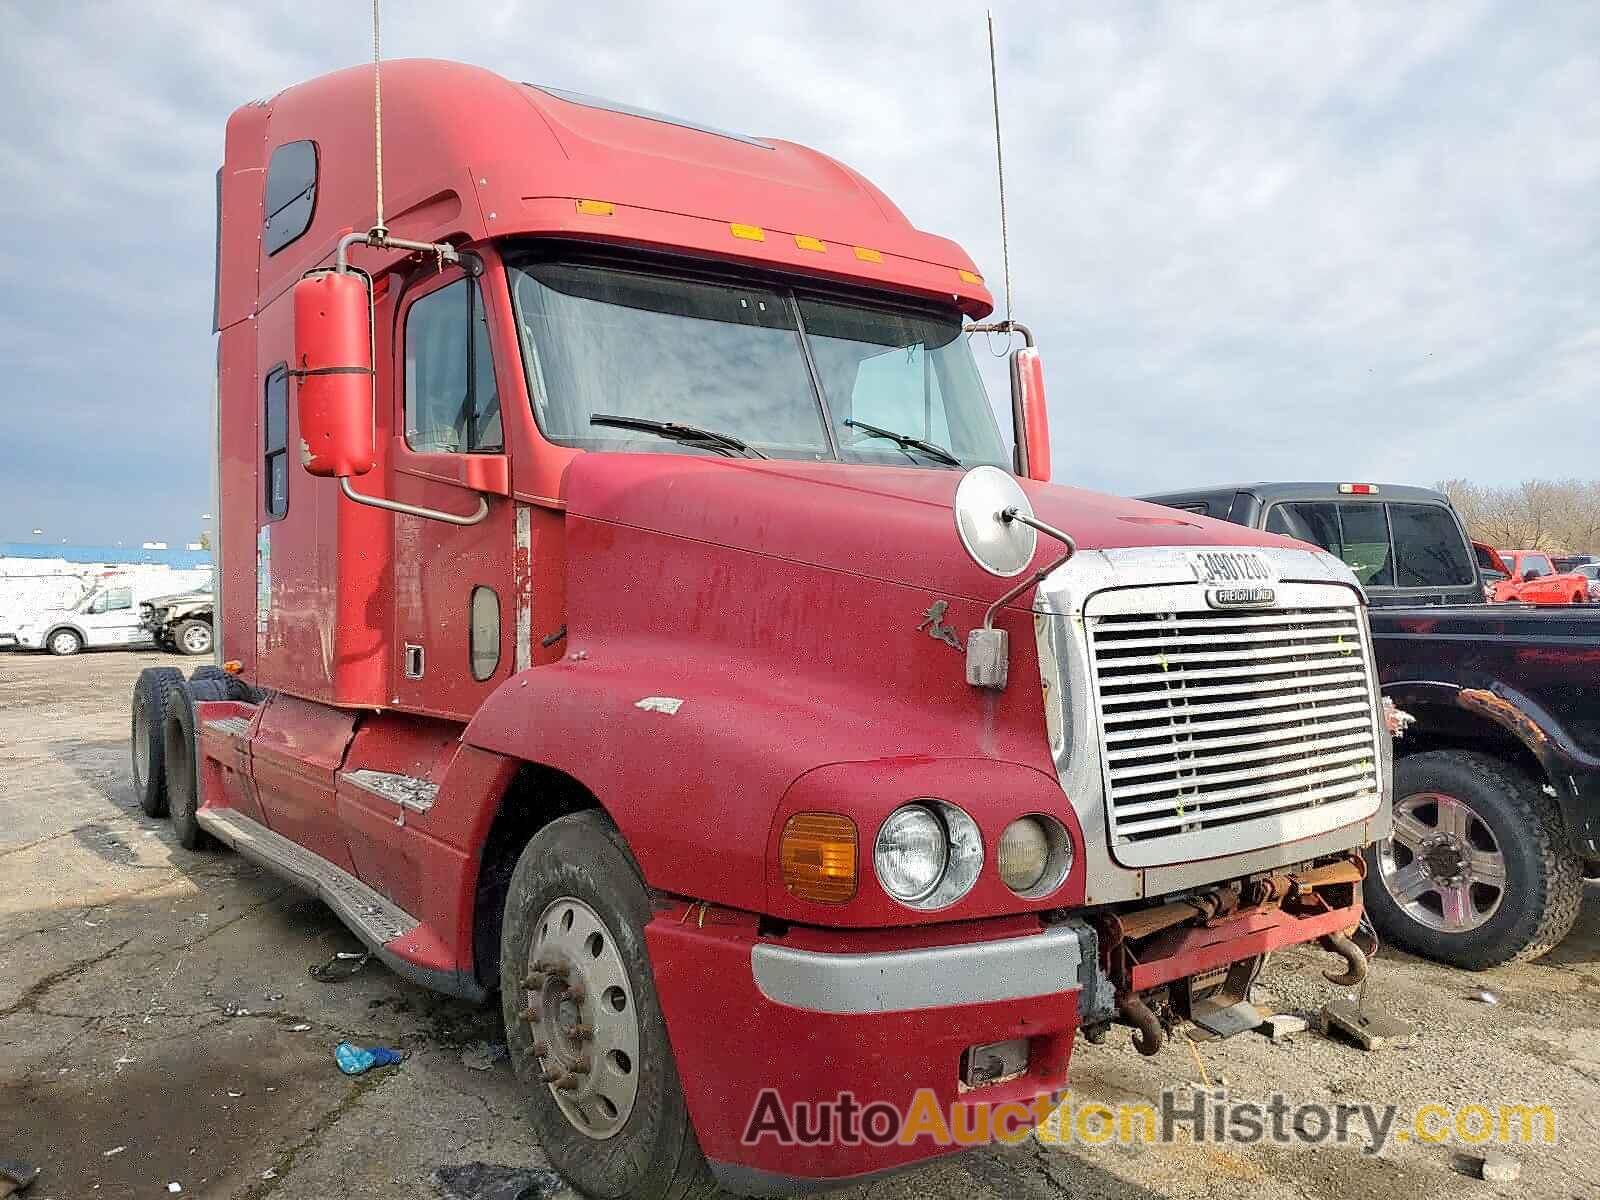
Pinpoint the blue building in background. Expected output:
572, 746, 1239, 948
0, 543, 213, 570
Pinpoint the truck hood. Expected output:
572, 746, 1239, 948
563, 454, 1306, 604
144, 590, 211, 608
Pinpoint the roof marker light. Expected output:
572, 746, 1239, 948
575, 199, 614, 216
959, 269, 983, 284
1339, 483, 1379, 494
853, 246, 882, 263
794, 234, 826, 253
730, 223, 766, 241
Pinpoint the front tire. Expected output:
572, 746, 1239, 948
173, 619, 213, 657
47, 628, 82, 656
1363, 750, 1583, 968
500, 811, 716, 1200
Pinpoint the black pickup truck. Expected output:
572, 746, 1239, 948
1142, 482, 1600, 969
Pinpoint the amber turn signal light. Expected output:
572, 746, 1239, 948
780, 812, 858, 904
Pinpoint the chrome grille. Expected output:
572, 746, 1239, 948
1088, 602, 1380, 849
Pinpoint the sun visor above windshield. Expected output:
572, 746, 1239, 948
500, 197, 993, 319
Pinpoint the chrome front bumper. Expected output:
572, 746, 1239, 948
750, 920, 1110, 1019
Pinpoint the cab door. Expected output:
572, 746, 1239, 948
387, 268, 515, 719
83, 585, 142, 647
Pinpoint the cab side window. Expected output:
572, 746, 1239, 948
404, 279, 502, 454
89, 588, 132, 614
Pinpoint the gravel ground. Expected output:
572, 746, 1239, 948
1, 649, 1597, 1199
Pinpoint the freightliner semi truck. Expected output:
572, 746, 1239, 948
132, 60, 1392, 1197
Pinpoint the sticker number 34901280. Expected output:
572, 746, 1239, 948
1189, 550, 1275, 585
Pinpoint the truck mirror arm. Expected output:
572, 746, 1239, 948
339, 476, 490, 527
335, 229, 460, 274
966, 507, 1076, 691
965, 320, 1034, 347
981, 508, 1076, 631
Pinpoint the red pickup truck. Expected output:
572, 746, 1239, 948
1492, 550, 1591, 605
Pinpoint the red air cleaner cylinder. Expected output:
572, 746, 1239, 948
292, 271, 375, 478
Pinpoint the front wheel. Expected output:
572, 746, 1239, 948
1363, 750, 1583, 968
173, 619, 213, 657
500, 811, 717, 1200
47, 628, 82, 656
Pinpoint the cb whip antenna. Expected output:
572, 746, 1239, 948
987, 10, 1013, 329
370, 0, 386, 239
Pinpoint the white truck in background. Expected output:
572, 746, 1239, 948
9, 573, 212, 656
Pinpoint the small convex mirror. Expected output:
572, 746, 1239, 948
953, 465, 1037, 577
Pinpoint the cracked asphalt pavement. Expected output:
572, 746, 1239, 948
2, 650, 1598, 1199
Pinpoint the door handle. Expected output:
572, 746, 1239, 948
403, 644, 425, 679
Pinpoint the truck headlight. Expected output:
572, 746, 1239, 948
874, 801, 982, 910
998, 815, 1073, 898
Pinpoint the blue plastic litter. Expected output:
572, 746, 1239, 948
334, 1041, 406, 1075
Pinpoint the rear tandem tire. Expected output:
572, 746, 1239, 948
131, 667, 186, 817
189, 665, 256, 702
163, 678, 230, 851
500, 811, 720, 1200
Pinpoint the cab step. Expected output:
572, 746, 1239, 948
196, 808, 418, 945
195, 807, 486, 1002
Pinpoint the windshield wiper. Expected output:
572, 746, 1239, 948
842, 418, 960, 467
590, 414, 769, 459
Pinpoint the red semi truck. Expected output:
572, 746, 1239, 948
133, 60, 1392, 1196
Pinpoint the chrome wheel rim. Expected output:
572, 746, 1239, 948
521, 897, 639, 1140
50, 631, 76, 654
132, 703, 150, 791
1378, 790, 1506, 932
182, 625, 211, 654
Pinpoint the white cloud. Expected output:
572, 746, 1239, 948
0, 0, 1594, 541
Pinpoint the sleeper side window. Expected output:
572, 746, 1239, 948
264, 365, 289, 519
263, 140, 318, 256
405, 279, 502, 454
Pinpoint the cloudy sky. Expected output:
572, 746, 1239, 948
0, 1, 1595, 545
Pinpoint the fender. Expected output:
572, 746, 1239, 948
1384, 678, 1600, 853
462, 635, 1061, 926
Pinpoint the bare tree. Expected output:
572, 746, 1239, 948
1436, 478, 1600, 555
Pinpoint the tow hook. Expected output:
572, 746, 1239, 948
1117, 994, 1164, 1057
1319, 931, 1368, 986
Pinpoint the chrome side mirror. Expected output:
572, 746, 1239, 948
952, 466, 1076, 689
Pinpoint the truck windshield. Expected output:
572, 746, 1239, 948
507, 256, 1007, 468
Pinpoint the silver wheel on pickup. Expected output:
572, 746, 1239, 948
1378, 790, 1505, 931
174, 619, 213, 657
1362, 750, 1583, 968
521, 897, 640, 1138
